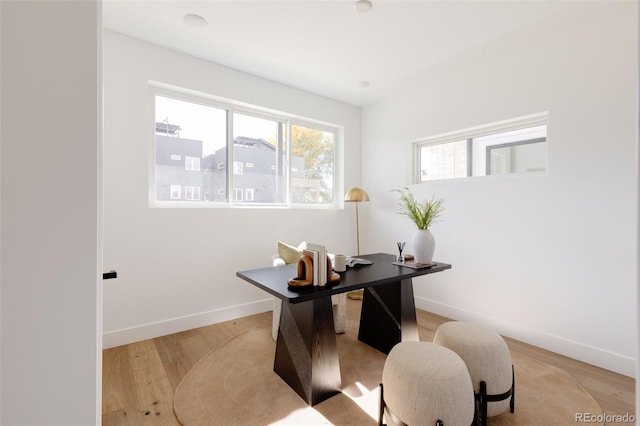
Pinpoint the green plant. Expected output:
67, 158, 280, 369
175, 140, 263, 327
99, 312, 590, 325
393, 187, 444, 230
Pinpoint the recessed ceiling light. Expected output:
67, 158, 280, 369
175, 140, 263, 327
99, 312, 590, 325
183, 13, 208, 29
353, 0, 372, 13
357, 81, 370, 89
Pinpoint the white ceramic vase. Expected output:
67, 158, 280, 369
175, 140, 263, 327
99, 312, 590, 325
412, 229, 435, 264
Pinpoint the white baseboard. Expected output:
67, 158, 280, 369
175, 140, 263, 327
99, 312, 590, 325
415, 296, 636, 378
102, 299, 273, 349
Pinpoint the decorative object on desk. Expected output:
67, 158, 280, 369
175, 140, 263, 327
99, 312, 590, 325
326, 256, 341, 284
288, 254, 340, 288
396, 241, 406, 263
345, 186, 370, 300
334, 254, 346, 272
302, 248, 320, 286
413, 229, 436, 264
288, 255, 314, 287
394, 187, 444, 264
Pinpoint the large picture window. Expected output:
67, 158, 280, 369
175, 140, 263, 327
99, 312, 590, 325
415, 113, 548, 182
153, 89, 339, 207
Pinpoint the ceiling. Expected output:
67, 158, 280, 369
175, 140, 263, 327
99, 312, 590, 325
103, 0, 563, 107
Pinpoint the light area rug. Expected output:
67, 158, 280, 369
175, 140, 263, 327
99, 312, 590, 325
174, 318, 603, 426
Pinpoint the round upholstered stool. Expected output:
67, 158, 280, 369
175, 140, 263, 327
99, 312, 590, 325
433, 322, 515, 426
379, 341, 475, 426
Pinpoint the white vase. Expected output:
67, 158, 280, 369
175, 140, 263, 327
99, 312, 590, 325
412, 229, 435, 264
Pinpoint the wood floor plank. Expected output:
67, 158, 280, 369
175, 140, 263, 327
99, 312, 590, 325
127, 339, 181, 426
102, 345, 137, 419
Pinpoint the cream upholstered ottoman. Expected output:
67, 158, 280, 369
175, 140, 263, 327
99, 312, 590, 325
433, 322, 515, 426
379, 341, 475, 426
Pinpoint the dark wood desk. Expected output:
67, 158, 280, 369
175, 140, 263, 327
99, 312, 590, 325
236, 253, 451, 405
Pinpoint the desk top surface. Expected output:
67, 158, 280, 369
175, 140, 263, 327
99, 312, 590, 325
236, 253, 451, 304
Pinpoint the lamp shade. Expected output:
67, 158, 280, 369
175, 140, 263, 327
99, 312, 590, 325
344, 187, 370, 202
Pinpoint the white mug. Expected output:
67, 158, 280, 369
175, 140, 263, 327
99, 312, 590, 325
334, 254, 346, 272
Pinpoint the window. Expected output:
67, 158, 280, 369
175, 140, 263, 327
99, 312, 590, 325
155, 95, 226, 202
415, 113, 548, 182
170, 185, 181, 200
290, 123, 335, 204
233, 161, 244, 175
153, 88, 339, 207
419, 140, 468, 181
185, 156, 200, 171
185, 186, 200, 201
232, 113, 285, 204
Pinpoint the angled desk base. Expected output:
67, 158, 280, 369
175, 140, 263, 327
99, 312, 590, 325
274, 296, 341, 406
358, 278, 420, 354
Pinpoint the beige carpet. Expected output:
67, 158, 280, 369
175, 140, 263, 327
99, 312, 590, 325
174, 317, 603, 426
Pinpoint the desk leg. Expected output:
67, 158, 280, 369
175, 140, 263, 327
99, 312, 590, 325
274, 297, 342, 406
358, 278, 419, 354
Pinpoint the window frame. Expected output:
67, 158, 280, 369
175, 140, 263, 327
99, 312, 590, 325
150, 83, 342, 209
413, 112, 549, 183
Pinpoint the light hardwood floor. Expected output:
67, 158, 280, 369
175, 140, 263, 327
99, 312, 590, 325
102, 299, 635, 425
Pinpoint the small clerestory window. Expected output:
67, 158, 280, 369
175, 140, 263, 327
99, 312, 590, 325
414, 113, 548, 183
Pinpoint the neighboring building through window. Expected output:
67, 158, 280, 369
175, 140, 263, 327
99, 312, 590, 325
153, 89, 339, 207
415, 113, 548, 182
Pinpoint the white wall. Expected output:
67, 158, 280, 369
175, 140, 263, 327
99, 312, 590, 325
361, 2, 638, 377
1, 1, 102, 424
102, 32, 361, 347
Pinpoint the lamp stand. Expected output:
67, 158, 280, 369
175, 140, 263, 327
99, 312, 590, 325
355, 201, 361, 256
348, 200, 364, 300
